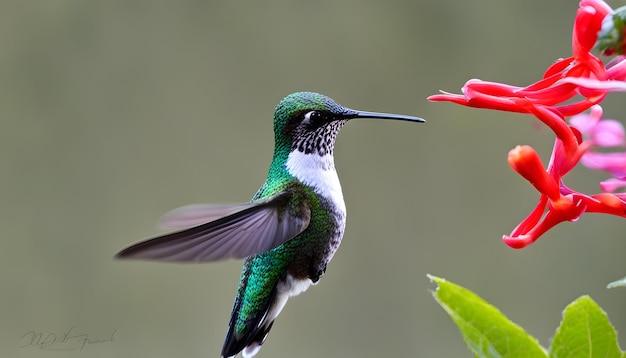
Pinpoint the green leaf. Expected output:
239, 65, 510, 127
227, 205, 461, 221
429, 275, 547, 358
550, 296, 622, 358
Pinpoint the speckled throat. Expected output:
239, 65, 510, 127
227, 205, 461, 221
291, 119, 348, 156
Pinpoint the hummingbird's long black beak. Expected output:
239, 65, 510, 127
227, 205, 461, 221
347, 110, 425, 123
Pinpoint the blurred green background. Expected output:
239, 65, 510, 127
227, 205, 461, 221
3, 1, 626, 357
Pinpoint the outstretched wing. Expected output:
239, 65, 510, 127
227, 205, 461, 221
158, 203, 251, 230
115, 191, 310, 262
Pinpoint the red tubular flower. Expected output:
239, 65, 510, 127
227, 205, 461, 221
499, 103, 626, 249
574, 2, 610, 56
503, 142, 588, 248
428, 0, 612, 115
586, 193, 626, 215
429, 0, 626, 248
503, 196, 586, 249
508, 146, 560, 200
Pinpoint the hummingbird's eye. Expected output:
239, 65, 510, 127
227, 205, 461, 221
304, 110, 326, 127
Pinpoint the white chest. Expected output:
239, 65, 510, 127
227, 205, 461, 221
284, 151, 346, 215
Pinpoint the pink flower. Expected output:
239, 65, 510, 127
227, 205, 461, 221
600, 178, 626, 192
571, 105, 626, 185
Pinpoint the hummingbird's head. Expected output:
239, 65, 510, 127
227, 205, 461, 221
273, 92, 425, 156
273, 92, 353, 156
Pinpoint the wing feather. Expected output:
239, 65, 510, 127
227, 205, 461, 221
115, 192, 310, 262
158, 204, 251, 230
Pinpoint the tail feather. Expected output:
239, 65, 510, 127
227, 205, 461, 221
241, 321, 274, 358
221, 287, 278, 358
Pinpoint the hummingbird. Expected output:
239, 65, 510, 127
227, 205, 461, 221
115, 91, 424, 357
